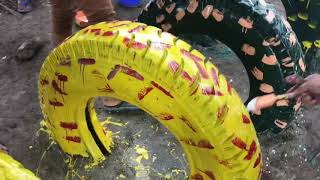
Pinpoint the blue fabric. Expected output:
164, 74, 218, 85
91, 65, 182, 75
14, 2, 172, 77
118, 0, 142, 7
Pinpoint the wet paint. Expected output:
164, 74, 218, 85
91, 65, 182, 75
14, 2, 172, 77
197, 169, 216, 180
253, 153, 261, 168
181, 117, 197, 132
102, 31, 114, 37
40, 79, 49, 86
242, 114, 251, 124
60, 122, 78, 130
107, 65, 121, 80
212, 9, 224, 22
227, 81, 232, 95
123, 37, 147, 50
90, 28, 101, 36
202, 86, 223, 96
52, 80, 67, 95
210, 68, 220, 86
55, 73, 68, 90
120, 65, 144, 80
181, 139, 214, 149
191, 173, 203, 180
98, 83, 114, 93
191, 85, 199, 96
181, 71, 194, 83
160, 113, 174, 120
187, 0, 199, 13
244, 141, 257, 160
49, 99, 64, 108
138, 87, 154, 100
217, 105, 229, 123
168, 61, 179, 73
65, 136, 81, 143
232, 137, 247, 150
78, 58, 96, 85
151, 81, 174, 98
180, 49, 209, 79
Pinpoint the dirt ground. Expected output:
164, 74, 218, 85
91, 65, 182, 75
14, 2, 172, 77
1, 0, 320, 179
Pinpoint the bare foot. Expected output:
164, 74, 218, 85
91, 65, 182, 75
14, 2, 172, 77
102, 97, 122, 107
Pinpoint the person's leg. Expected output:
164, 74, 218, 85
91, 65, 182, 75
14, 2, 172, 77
78, 0, 120, 107
78, 0, 116, 25
49, 0, 75, 46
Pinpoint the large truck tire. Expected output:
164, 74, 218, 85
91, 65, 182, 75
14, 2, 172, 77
38, 21, 262, 179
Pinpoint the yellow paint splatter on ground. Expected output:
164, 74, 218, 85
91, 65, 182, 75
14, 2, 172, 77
134, 145, 149, 164
101, 117, 128, 127
133, 145, 150, 177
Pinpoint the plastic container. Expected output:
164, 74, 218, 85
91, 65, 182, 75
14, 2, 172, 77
118, 0, 142, 7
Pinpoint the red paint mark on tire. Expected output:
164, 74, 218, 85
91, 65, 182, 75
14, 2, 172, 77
83, 29, 89, 34
244, 140, 257, 160
232, 137, 247, 150
49, 99, 64, 108
242, 114, 251, 124
91, 28, 101, 35
202, 87, 223, 96
78, 58, 95, 65
181, 139, 213, 149
217, 105, 229, 123
52, 80, 68, 95
40, 79, 49, 86
138, 87, 154, 100
98, 83, 114, 93
181, 71, 194, 83
181, 49, 202, 62
210, 68, 220, 86
123, 37, 131, 45
60, 122, 78, 130
191, 173, 203, 180
123, 38, 147, 50
128, 25, 146, 33
78, 58, 96, 85
107, 65, 121, 80
66, 136, 81, 143
197, 169, 216, 180
181, 117, 197, 132
191, 85, 199, 96
181, 49, 208, 79
160, 113, 174, 120
107, 65, 144, 81
151, 81, 174, 98
197, 140, 214, 149
227, 81, 232, 94
120, 65, 144, 80
254, 153, 261, 168
102, 31, 114, 37
168, 61, 179, 73
55, 73, 68, 91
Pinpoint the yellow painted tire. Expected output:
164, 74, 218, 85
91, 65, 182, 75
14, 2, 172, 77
39, 21, 262, 179
0, 152, 39, 180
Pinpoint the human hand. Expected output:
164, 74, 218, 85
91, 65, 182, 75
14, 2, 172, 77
286, 74, 320, 105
